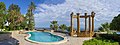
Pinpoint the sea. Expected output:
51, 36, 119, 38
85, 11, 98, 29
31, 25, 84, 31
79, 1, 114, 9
35, 27, 98, 32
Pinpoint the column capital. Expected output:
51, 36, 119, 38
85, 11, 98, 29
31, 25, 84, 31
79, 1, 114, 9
77, 13, 80, 16
84, 13, 87, 18
91, 11, 95, 17
71, 12, 74, 16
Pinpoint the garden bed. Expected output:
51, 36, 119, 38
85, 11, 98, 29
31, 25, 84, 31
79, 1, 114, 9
83, 37, 119, 45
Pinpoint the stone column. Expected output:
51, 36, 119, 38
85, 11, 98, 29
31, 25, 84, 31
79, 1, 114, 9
91, 12, 95, 32
89, 15, 92, 36
77, 13, 80, 37
85, 13, 87, 35
70, 12, 74, 36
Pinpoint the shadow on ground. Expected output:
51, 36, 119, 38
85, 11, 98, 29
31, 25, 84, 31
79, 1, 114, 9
0, 32, 19, 45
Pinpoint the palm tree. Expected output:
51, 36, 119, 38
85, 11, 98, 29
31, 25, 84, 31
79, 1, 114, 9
101, 22, 109, 31
50, 21, 59, 30
98, 22, 113, 34
59, 24, 67, 31
26, 2, 36, 30
50, 24, 53, 29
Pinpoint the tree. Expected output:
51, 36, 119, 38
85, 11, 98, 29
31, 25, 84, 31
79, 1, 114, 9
8, 4, 24, 30
0, 2, 6, 29
8, 4, 20, 12
98, 22, 113, 34
98, 22, 110, 32
110, 14, 120, 31
98, 27, 103, 31
67, 26, 71, 32
26, 2, 36, 30
20, 15, 27, 29
59, 24, 67, 31
50, 21, 59, 30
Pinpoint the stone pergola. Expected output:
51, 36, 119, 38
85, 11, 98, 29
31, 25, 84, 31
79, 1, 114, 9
70, 11, 95, 37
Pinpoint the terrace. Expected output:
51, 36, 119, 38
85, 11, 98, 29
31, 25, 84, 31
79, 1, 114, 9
0, 0, 120, 45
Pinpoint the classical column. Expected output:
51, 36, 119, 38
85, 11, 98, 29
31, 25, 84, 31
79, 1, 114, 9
91, 12, 95, 32
85, 13, 87, 35
77, 13, 80, 37
70, 12, 74, 36
89, 15, 92, 36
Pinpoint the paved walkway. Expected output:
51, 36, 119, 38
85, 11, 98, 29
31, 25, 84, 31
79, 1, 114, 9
12, 31, 92, 45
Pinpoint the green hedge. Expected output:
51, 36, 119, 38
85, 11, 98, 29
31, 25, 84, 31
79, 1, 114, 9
0, 31, 11, 34
83, 38, 119, 45
95, 34, 120, 42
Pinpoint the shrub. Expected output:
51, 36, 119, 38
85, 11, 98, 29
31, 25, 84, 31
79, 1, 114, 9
97, 34, 120, 42
0, 31, 11, 34
110, 14, 120, 31
83, 38, 119, 45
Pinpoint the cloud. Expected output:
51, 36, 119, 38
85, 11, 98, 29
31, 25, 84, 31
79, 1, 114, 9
34, 0, 120, 29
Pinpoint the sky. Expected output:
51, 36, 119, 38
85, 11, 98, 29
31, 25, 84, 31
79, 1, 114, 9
1, 0, 120, 29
